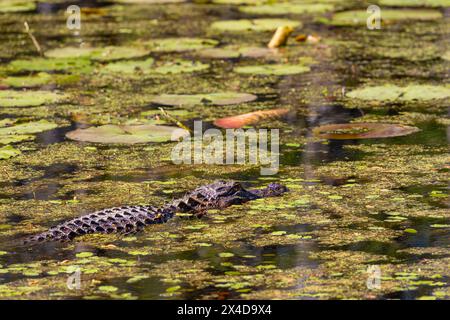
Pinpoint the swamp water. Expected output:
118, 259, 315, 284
0, 0, 449, 299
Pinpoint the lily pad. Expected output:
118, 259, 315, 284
197, 46, 276, 59
66, 124, 189, 144
442, 51, 450, 61
239, 3, 334, 15
211, 19, 301, 32
234, 64, 310, 75
0, 135, 34, 144
0, 145, 21, 160
378, 0, 450, 7
0, 120, 58, 136
151, 93, 257, 106
152, 60, 209, 74
0, 0, 36, 13
327, 9, 442, 26
144, 38, 218, 52
113, 0, 186, 3
44, 47, 97, 59
0, 72, 77, 88
0, 90, 67, 107
7, 58, 91, 73
101, 58, 154, 74
89, 46, 151, 62
346, 84, 450, 101
213, 0, 266, 4
312, 123, 420, 140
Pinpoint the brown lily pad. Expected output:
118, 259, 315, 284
313, 123, 420, 140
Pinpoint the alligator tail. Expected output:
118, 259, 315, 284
23, 205, 174, 245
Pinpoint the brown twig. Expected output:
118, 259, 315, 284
24, 21, 43, 56
158, 107, 192, 134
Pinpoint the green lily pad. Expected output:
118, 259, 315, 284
197, 46, 276, 59
211, 19, 301, 32
46, 46, 150, 62
90, 46, 151, 62
0, 135, 34, 144
98, 285, 118, 293
346, 84, 450, 101
0, 145, 21, 160
379, 0, 450, 7
76, 252, 94, 258
0, 0, 36, 13
152, 59, 209, 74
442, 51, 450, 61
144, 38, 218, 52
213, 0, 266, 4
66, 124, 189, 144
0, 90, 67, 107
0, 119, 57, 144
327, 9, 442, 26
113, 0, 186, 3
0, 72, 77, 88
239, 3, 334, 15
44, 47, 96, 59
101, 58, 155, 74
0, 120, 58, 136
312, 123, 420, 140
151, 92, 257, 106
7, 58, 91, 73
234, 64, 310, 75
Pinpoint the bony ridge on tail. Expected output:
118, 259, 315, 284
23, 180, 288, 245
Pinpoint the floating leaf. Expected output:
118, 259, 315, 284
214, 108, 289, 129
144, 38, 218, 52
271, 231, 287, 236
66, 124, 189, 144
328, 9, 442, 26
166, 285, 181, 293
7, 58, 91, 73
404, 228, 418, 234
90, 46, 151, 62
212, 0, 265, 3
0, 0, 36, 13
0, 145, 21, 160
153, 59, 209, 74
151, 92, 257, 106
378, 0, 450, 7
98, 286, 118, 293
44, 47, 96, 59
234, 64, 310, 75
218, 252, 235, 258
75, 252, 94, 258
101, 58, 154, 74
211, 19, 301, 32
113, 0, 186, 3
239, 3, 334, 15
313, 123, 419, 140
197, 46, 276, 59
0, 90, 67, 107
0, 135, 34, 144
0, 120, 58, 144
346, 84, 450, 101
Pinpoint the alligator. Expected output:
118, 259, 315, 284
23, 181, 288, 244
